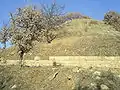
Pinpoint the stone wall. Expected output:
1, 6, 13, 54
24, 60, 53, 66
49, 56, 120, 68
0, 56, 120, 68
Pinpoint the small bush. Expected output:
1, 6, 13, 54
53, 61, 57, 67
0, 66, 13, 90
103, 11, 120, 32
74, 70, 120, 90
64, 12, 90, 21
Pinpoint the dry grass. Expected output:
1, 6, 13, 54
0, 66, 120, 90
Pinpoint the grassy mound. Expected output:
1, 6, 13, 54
1, 19, 120, 60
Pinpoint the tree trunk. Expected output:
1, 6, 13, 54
3, 42, 6, 49
46, 32, 56, 43
47, 35, 51, 43
19, 51, 24, 67
46, 30, 51, 43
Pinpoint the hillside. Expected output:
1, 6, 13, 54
0, 66, 77, 90
0, 66, 120, 90
1, 19, 120, 60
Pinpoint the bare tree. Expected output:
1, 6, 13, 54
9, 6, 44, 66
0, 24, 10, 49
41, 2, 65, 43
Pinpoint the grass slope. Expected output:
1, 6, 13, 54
1, 19, 120, 60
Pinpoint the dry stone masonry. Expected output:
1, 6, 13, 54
0, 56, 120, 68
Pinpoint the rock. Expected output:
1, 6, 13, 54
34, 56, 40, 61
65, 49, 67, 52
67, 75, 72, 80
95, 76, 101, 80
93, 71, 101, 76
24, 53, 26, 56
0, 57, 4, 61
117, 75, 120, 78
28, 53, 32, 55
11, 84, 17, 89
10, 51, 15, 55
100, 84, 109, 90
48, 71, 59, 80
90, 83, 97, 89
52, 67, 58, 71
1, 60, 7, 64
90, 83, 96, 87
72, 67, 81, 73
0, 57, 6, 64
89, 69, 94, 72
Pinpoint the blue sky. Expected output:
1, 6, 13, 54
0, 0, 120, 25
0, 0, 120, 47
